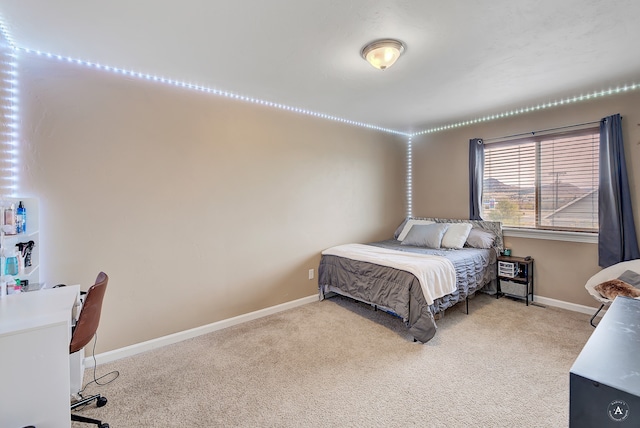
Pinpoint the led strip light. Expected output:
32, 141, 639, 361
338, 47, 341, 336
22, 48, 638, 139
406, 137, 413, 218
16, 47, 410, 138
0, 17, 18, 197
2, 17, 639, 210
412, 84, 640, 136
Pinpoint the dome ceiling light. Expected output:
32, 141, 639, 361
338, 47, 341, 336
361, 39, 405, 70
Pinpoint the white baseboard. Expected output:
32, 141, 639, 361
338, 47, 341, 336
532, 295, 602, 317
84, 293, 599, 367
84, 294, 319, 368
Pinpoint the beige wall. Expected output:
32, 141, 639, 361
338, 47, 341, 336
18, 55, 407, 353
412, 90, 640, 308
12, 42, 640, 352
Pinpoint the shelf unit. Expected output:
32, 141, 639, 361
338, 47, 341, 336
0, 197, 39, 289
497, 255, 534, 305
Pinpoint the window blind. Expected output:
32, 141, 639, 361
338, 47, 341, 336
482, 128, 599, 232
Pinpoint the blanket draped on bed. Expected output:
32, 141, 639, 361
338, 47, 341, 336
322, 243, 456, 305
318, 240, 495, 343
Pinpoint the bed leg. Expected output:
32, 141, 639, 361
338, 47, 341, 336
466, 296, 469, 315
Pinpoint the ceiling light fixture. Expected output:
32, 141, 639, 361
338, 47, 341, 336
361, 39, 405, 70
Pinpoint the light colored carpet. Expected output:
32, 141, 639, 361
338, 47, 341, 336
72, 293, 593, 427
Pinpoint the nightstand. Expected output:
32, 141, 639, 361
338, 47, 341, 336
497, 255, 534, 305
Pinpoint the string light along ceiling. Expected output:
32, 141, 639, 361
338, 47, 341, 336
412, 85, 640, 136
0, 17, 639, 140
2, 18, 639, 216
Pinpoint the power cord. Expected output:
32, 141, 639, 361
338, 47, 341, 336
74, 333, 120, 406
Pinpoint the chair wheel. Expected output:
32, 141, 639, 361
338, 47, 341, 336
97, 396, 108, 407
100, 424, 109, 428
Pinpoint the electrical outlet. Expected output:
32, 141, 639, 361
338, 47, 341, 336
308, 269, 314, 280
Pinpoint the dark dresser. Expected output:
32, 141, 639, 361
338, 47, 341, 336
570, 296, 640, 427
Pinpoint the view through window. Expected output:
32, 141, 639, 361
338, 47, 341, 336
482, 128, 599, 232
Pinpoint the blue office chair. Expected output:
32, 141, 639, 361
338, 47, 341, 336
69, 272, 110, 428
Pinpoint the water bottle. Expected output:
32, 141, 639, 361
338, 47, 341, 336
16, 201, 26, 234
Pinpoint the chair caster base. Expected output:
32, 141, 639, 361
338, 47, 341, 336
71, 393, 109, 427
97, 396, 108, 407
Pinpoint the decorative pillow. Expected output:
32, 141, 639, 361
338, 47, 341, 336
594, 279, 640, 300
617, 270, 640, 287
397, 219, 436, 241
401, 223, 449, 248
393, 218, 409, 240
441, 223, 473, 249
466, 228, 496, 249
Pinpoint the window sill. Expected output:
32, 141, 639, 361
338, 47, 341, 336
503, 227, 598, 244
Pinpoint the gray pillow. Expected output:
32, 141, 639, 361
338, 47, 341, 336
466, 228, 496, 249
617, 270, 640, 287
401, 223, 448, 248
393, 218, 409, 240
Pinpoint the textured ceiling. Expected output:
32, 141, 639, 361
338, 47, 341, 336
1, 0, 640, 134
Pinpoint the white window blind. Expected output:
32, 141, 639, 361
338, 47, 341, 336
482, 128, 599, 232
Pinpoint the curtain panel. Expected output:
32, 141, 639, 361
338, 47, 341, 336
469, 138, 484, 220
598, 114, 640, 267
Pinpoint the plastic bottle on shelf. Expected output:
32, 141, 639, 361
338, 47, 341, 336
4, 248, 19, 276
16, 201, 26, 234
16, 248, 25, 275
3, 203, 16, 235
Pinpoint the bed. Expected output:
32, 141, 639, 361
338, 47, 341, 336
318, 218, 503, 343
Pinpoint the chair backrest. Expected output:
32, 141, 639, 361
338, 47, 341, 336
69, 272, 108, 354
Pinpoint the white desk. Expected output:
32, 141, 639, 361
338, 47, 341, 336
0, 285, 80, 428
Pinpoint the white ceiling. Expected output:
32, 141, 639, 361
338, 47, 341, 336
2, 0, 640, 134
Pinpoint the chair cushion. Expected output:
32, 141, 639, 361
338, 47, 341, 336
594, 279, 640, 300
617, 270, 640, 287
584, 259, 640, 304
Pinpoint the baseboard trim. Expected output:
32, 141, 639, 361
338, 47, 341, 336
85, 293, 598, 367
84, 294, 319, 368
532, 295, 602, 317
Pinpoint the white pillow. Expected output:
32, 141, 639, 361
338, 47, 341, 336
441, 223, 473, 249
397, 219, 435, 241
401, 223, 449, 248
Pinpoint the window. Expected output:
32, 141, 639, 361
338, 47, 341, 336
482, 128, 599, 232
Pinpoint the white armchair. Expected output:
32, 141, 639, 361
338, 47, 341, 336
584, 259, 640, 327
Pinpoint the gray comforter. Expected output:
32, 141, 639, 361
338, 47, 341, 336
318, 239, 497, 343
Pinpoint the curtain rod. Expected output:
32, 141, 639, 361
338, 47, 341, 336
482, 119, 605, 143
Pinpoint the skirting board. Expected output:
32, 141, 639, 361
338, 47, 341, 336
84, 294, 318, 368
531, 295, 605, 317
84, 293, 602, 368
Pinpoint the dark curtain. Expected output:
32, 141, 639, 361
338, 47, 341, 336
598, 114, 640, 267
469, 138, 484, 220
